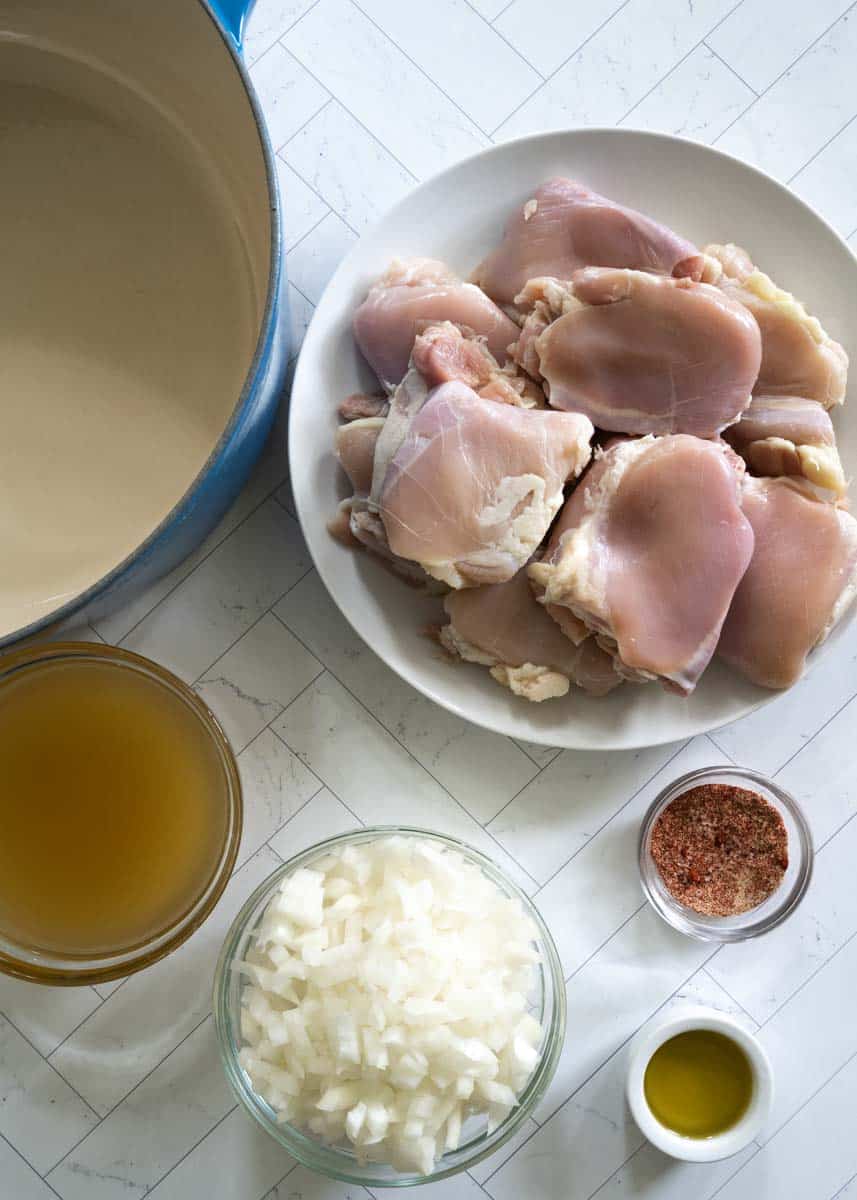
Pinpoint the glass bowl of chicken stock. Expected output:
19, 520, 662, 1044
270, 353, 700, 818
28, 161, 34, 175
213, 827, 566, 1186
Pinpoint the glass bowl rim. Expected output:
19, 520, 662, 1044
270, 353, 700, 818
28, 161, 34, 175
213, 824, 567, 1187
638, 765, 813, 943
0, 640, 242, 986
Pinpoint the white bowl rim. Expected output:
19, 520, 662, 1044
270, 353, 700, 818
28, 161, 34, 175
288, 125, 857, 751
625, 1005, 774, 1162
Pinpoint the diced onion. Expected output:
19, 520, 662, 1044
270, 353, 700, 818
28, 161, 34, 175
239, 835, 544, 1174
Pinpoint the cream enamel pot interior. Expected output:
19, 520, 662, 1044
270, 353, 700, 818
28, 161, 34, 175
1, 0, 287, 647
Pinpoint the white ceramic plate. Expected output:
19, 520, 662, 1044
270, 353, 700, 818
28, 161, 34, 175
289, 129, 857, 750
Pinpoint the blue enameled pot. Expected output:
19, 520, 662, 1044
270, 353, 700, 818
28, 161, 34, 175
1, 0, 288, 647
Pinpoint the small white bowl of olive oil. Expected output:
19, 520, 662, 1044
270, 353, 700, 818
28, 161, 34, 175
626, 1007, 773, 1162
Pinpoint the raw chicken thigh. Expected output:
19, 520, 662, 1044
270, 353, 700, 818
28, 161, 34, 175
473, 178, 705, 307
352, 259, 519, 391
329, 176, 854, 712
528, 436, 755, 694
719, 477, 857, 689
528, 268, 761, 436
724, 395, 847, 496
440, 566, 621, 701
335, 417, 382, 497
704, 243, 848, 408
378, 380, 593, 588
330, 380, 445, 590
410, 321, 543, 407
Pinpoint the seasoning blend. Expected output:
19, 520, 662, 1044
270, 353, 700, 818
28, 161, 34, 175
638, 767, 812, 942
649, 782, 788, 918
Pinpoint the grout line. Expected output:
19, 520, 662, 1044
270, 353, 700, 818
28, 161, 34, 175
259, 1161, 302, 1200
700, 966, 759, 1028
585, 1141, 646, 1200
349, 0, 493, 141
43, 1011, 216, 1176
711, 1047, 857, 1198
268, 612, 542, 889
272, 96, 333, 158
279, 110, 416, 239
253, 670, 330, 753
192, 608, 285, 690
244, 0, 325, 70
460, 0, 546, 79
815, 803, 857, 855
142, 1103, 238, 1198
190, 563, 317, 691
618, 0, 746, 127
273, 489, 297, 519
772, 690, 857, 777
0, 1013, 100, 1124
833, 1168, 857, 1199
483, 756, 555, 832
285, 207, 344, 258
491, 0, 517, 23
270, 93, 333, 163
513, 740, 561, 769
707, 1144, 764, 1199
46, 991, 114, 1060
563, 901, 646, 985
277, 137, 333, 208
259, 781, 327, 850
288, 277, 318, 314
788, 109, 857, 183
94, 976, 127, 1001
713, 0, 857, 147
115, 478, 289, 646
470, 1173, 500, 1200
528, 739, 690, 897
707, 730, 737, 765
711, 813, 857, 1029
759, 922, 857, 1031
489, 0, 634, 137
277, 43, 426, 183
703, 38, 760, 96
271, 727, 368, 831
0, 1132, 65, 1198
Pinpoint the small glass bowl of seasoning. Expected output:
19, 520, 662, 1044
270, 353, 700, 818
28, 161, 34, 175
639, 767, 812, 942
626, 1006, 774, 1161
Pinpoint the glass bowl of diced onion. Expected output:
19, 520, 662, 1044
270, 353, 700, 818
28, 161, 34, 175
213, 826, 566, 1186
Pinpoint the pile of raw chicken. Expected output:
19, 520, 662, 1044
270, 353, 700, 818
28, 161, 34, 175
330, 179, 857, 703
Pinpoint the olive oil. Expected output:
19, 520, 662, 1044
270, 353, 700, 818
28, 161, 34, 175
0, 651, 233, 959
644, 1030, 754, 1138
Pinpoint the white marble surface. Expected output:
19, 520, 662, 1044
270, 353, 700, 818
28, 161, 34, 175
3, 1, 857, 1197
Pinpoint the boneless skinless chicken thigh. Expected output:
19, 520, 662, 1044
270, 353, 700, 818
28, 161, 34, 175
329, 177, 855, 704
528, 437, 755, 694
473, 178, 705, 306
718, 477, 857, 689
440, 566, 621, 702
332, 322, 593, 589
723, 395, 846, 496
704, 243, 848, 407
352, 259, 519, 392
378, 380, 593, 588
522, 268, 762, 437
